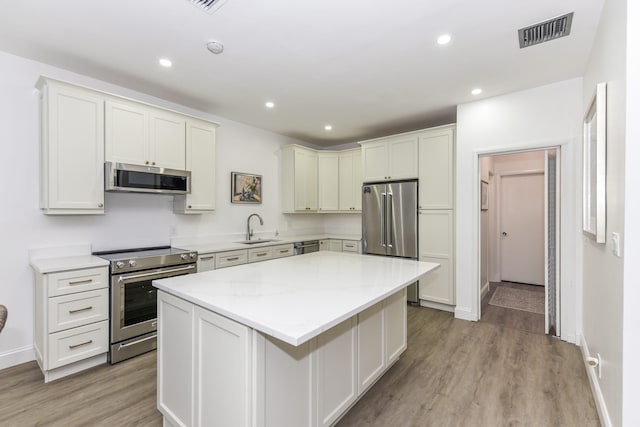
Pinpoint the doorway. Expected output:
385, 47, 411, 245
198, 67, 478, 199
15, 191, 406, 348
478, 149, 559, 336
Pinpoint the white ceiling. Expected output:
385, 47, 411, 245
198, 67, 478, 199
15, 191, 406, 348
0, 0, 604, 147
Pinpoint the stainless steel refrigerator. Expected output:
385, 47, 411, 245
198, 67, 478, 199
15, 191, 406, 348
362, 180, 419, 303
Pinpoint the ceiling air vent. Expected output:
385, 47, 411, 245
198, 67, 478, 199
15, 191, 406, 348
187, 0, 230, 14
518, 12, 574, 49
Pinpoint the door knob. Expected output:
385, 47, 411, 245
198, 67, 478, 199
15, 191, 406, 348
502, 231, 508, 237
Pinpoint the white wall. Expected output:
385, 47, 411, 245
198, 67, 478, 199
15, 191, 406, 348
623, 3, 640, 425
580, 0, 627, 424
455, 79, 582, 345
0, 50, 359, 369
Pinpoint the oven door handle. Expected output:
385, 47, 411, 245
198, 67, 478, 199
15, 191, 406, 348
117, 265, 196, 283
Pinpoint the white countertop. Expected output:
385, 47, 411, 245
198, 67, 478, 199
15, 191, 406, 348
153, 252, 438, 346
30, 255, 109, 273
174, 233, 361, 254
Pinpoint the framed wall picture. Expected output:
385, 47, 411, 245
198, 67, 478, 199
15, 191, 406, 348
481, 180, 489, 211
582, 82, 607, 243
231, 172, 262, 204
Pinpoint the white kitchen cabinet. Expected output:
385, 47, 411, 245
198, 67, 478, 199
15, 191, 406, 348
33, 264, 109, 382
418, 210, 455, 305
193, 306, 252, 427
320, 239, 343, 252
281, 145, 318, 212
197, 252, 216, 272
105, 98, 186, 170
271, 243, 294, 258
174, 119, 217, 214
316, 317, 358, 427
338, 149, 362, 212
384, 287, 407, 363
37, 78, 105, 215
319, 239, 330, 251
248, 246, 274, 263
361, 134, 418, 182
356, 301, 385, 394
341, 240, 360, 253
318, 152, 340, 212
418, 125, 455, 209
215, 249, 248, 269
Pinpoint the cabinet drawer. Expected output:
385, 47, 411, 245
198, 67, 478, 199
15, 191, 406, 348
271, 243, 294, 258
215, 250, 248, 269
197, 253, 216, 272
47, 267, 108, 297
48, 289, 108, 333
48, 320, 108, 369
342, 240, 360, 253
248, 247, 273, 263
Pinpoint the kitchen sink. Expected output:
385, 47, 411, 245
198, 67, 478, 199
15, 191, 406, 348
234, 239, 280, 245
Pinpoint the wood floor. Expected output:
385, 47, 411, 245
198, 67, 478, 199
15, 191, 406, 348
0, 304, 599, 426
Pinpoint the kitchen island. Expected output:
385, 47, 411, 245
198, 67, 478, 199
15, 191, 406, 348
153, 252, 438, 427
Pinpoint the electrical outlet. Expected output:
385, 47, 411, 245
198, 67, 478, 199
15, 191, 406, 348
611, 232, 621, 257
597, 353, 602, 379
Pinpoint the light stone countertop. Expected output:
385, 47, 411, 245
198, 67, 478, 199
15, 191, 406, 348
153, 251, 438, 346
176, 233, 361, 254
30, 255, 109, 273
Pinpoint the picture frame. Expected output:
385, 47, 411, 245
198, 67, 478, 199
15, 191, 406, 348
582, 82, 607, 243
231, 172, 262, 204
481, 180, 489, 211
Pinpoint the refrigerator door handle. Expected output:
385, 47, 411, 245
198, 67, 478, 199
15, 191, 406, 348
381, 192, 387, 247
387, 192, 393, 248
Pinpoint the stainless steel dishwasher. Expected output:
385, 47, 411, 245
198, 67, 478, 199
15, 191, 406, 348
293, 240, 320, 255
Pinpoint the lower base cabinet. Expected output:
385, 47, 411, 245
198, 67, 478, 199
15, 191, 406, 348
158, 288, 407, 427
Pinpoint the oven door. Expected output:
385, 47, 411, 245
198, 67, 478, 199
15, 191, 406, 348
110, 264, 196, 344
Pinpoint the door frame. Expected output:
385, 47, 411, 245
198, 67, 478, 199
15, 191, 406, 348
473, 141, 573, 341
495, 168, 544, 284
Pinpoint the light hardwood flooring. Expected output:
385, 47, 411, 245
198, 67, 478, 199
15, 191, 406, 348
0, 305, 598, 426
480, 281, 546, 335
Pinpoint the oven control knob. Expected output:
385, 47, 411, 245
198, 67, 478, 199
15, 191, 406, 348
116, 261, 125, 269
190, 253, 197, 259
129, 260, 137, 267
180, 254, 188, 260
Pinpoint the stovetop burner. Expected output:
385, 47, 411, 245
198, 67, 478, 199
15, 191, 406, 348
93, 245, 197, 273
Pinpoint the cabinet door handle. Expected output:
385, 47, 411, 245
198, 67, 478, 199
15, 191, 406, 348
69, 279, 92, 286
279, 250, 289, 254
256, 253, 267, 257
98, 203, 104, 208
226, 257, 239, 261
69, 340, 93, 350
200, 256, 214, 260
69, 306, 93, 314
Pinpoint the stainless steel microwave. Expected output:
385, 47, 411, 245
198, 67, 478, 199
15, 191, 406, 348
105, 162, 191, 195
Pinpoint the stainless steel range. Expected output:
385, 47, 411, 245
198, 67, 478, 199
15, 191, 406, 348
94, 246, 197, 363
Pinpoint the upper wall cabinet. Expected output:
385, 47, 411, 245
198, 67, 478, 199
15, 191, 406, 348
418, 125, 455, 209
105, 99, 186, 170
360, 134, 418, 182
318, 152, 340, 212
339, 149, 362, 212
282, 145, 318, 212
37, 78, 105, 215
174, 119, 217, 214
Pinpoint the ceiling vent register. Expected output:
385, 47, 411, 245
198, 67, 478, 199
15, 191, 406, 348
518, 12, 574, 49
187, 0, 229, 14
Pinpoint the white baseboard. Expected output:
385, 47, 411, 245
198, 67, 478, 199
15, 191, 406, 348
419, 300, 455, 313
580, 335, 612, 427
0, 345, 35, 371
481, 281, 490, 299
454, 306, 478, 321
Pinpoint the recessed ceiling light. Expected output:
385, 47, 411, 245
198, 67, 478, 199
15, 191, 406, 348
265, 101, 275, 109
206, 41, 224, 55
324, 125, 333, 131
471, 88, 483, 95
159, 58, 172, 67
437, 34, 451, 45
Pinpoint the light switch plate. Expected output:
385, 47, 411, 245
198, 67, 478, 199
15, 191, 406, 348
611, 232, 621, 257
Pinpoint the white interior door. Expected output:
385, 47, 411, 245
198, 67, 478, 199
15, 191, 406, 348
500, 173, 545, 285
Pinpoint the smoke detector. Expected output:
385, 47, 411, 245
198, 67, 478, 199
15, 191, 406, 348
187, 0, 230, 14
518, 12, 574, 49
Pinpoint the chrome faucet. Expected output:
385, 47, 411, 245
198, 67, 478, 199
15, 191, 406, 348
246, 213, 264, 241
